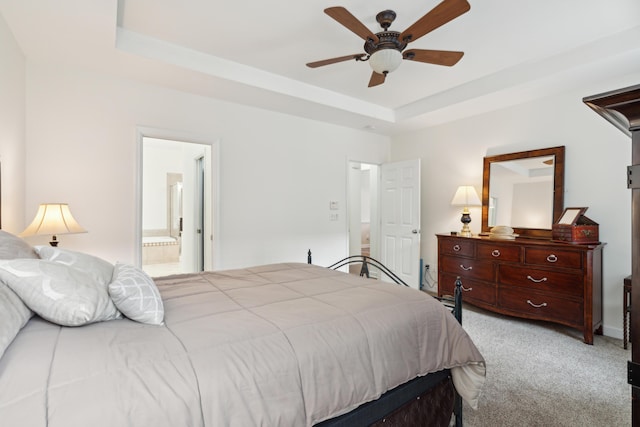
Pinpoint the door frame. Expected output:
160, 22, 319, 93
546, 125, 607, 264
194, 155, 205, 272
135, 127, 220, 270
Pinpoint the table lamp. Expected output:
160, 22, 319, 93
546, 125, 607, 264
20, 203, 87, 246
451, 186, 481, 237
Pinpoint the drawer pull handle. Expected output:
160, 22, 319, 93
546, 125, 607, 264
461, 285, 473, 292
527, 275, 548, 283
527, 300, 548, 308
453, 245, 461, 252
546, 254, 558, 263
459, 264, 473, 271
491, 250, 501, 257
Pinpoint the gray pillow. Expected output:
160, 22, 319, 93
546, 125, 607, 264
35, 246, 114, 286
0, 281, 33, 359
108, 263, 164, 325
0, 259, 120, 327
0, 230, 38, 259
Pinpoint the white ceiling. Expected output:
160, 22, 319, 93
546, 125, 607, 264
2, 0, 640, 135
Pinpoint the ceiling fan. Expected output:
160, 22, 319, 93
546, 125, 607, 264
306, 0, 470, 87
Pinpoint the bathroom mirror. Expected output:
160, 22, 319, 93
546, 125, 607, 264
481, 146, 565, 238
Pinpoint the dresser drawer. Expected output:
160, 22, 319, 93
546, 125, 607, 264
477, 242, 521, 262
498, 265, 583, 297
439, 238, 474, 257
440, 255, 494, 281
440, 273, 496, 306
524, 247, 582, 269
498, 288, 582, 327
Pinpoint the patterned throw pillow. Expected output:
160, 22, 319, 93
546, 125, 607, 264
0, 230, 38, 259
0, 259, 120, 326
108, 263, 164, 325
35, 246, 114, 286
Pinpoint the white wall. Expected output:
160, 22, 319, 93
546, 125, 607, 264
391, 73, 640, 339
22, 64, 391, 269
0, 14, 25, 232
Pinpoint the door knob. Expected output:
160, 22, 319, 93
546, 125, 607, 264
412, 229, 419, 234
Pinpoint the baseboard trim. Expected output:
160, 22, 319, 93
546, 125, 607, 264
603, 325, 623, 340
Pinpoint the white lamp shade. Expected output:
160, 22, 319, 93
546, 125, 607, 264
451, 186, 481, 207
368, 49, 403, 74
20, 203, 87, 237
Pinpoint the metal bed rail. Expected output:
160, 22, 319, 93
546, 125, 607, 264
307, 249, 462, 323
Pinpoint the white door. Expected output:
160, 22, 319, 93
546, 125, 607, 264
380, 159, 421, 288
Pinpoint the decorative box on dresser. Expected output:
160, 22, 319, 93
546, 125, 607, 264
437, 234, 604, 344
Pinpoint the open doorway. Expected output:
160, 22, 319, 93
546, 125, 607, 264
140, 137, 213, 276
348, 161, 380, 276
348, 159, 422, 288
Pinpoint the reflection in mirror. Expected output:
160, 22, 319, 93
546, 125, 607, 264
482, 146, 565, 238
488, 155, 554, 228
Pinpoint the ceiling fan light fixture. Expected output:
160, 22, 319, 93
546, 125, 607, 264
368, 49, 402, 74
310, 2, 470, 86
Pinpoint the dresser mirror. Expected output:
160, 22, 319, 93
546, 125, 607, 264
481, 146, 565, 238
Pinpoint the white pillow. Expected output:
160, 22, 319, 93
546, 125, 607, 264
35, 246, 114, 286
0, 259, 120, 327
0, 281, 33, 359
108, 263, 164, 325
0, 230, 38, 259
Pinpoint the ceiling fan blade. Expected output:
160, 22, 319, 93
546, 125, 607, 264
306, 54, 366, 68
403, 49, 464, 66
324, 7, 379, 43
368, 72, 386, 87
399, 0, 470, 43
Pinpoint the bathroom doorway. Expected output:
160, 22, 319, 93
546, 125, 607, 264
348, 161, 380, 276
140, 136, 213, 276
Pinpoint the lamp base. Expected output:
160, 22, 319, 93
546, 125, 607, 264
49, 235, 59, 247
458, 227, 473, 237
459, 211, 473, 237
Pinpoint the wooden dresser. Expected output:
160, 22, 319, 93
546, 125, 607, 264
437, 234, 604, 344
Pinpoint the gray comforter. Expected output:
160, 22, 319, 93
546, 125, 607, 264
0, 263, 485, 426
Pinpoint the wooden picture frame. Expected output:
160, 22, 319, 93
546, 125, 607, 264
556, 207, 588, 226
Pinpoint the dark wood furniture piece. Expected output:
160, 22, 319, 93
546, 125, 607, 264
582, 83, 640, 423
437, 234, 604, 344
625, 275, 632, 350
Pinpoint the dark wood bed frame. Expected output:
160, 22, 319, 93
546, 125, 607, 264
307, 250, 464, 427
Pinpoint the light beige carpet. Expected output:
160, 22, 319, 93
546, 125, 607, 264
461, 305, 631, 427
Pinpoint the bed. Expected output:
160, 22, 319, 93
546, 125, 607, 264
0, 231, 485, 426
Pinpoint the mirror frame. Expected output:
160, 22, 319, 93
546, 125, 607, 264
481, 146, 565, 239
